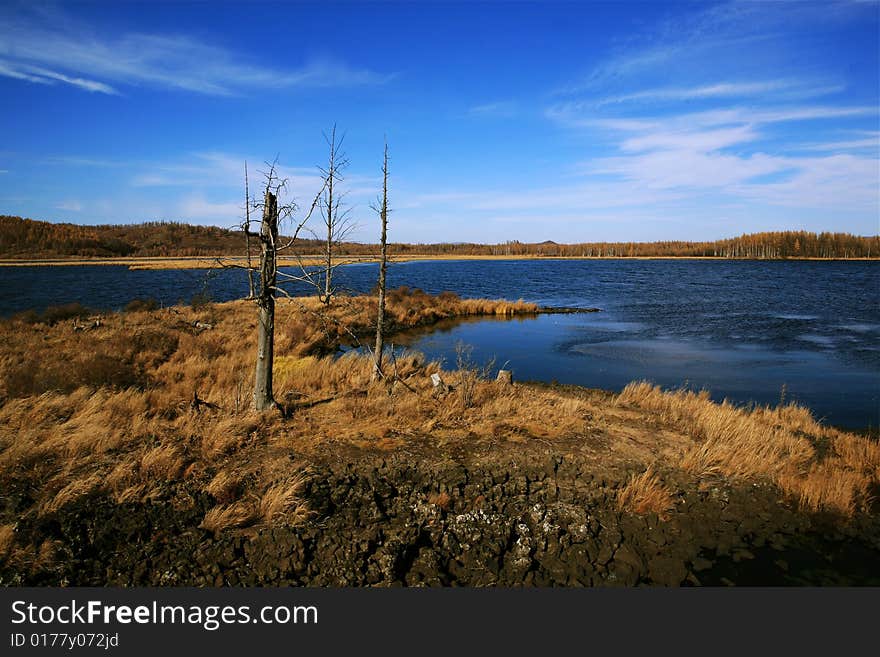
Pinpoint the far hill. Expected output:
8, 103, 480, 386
0, 216, 331, 259
0, 215, 877, 260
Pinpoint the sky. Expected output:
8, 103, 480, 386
0, 0, 877, 243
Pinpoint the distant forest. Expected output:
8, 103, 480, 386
1, 215, 878, 260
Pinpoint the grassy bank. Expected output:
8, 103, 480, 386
0, 289, 877, 578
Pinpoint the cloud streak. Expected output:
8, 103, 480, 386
55, 200, 83, 212
468, 101, 518, 118
592, 80, 844, 107
0, 7, 394, 96
566, 104, 880, 213
0, 60, 120, 94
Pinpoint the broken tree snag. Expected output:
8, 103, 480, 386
430, 372, 450, 395
372, 141, 389, 381
253, 188, 278, 412
190, 390, 220, 412
496, 369, 513, 385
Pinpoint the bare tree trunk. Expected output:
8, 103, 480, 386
311, 125, 353, 305
253, 189, 278, 411
244, 161, 255, 299
323, 126, 336, 304
372, 142, 389, 381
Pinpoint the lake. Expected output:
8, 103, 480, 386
1, 259, 877, 429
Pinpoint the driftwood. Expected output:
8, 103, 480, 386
190, 390, 220, 412
286, 388, 368, 411
73, 318, 102, 331
382, 342, 418, 395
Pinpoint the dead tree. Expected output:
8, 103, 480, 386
310, 124, 356, 305
372, 141, 390, 381
253, 184, 279, 411
243, 161, 256, 299
242, 161, 323, 412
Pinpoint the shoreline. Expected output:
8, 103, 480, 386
0, 254, 878, 269
1, 294, 877, 586
4, 297, 875, 435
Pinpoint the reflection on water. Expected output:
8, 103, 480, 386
774, 314, 820, 321
841, 324, 880, 333
797, 334, 836, 348
2, 259, 878, 428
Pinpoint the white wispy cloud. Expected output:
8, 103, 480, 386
796, 133, 880, 152
129, 153, 330, 198
733, 154, 879, 210
562, 0, 868, 97
0, 6, 394, 96
32, 149, 384, 231
0, 60, 120, 94
44, 156, 121, 167
177, 196, 242, 222
592, 80, 844, 107
618, 125, 759, 154
564, 103, 880, 213
548, 103, 876, 131
468, 101, 518, 118
55, 200, 83, 212
558, 4, 768, 95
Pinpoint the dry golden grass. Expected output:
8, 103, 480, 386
40, 472, 105, 515
259, 474, 311, 525
0, 289, 875, 532
200, 501, 258, 534
616, 468, 675, 519
205, 470, 243, 505
141, 444, 186, 480
617, 382, 879, 515
0, 289, 548, 527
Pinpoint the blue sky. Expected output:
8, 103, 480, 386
0, 0, 877, 243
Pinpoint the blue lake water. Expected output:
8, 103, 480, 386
1, 260, 877, 429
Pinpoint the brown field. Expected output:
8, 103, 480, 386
0, 288, 877, 565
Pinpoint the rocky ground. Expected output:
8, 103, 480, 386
4, 438, 878, 587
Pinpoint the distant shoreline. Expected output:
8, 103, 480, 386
1, 254, 878, 270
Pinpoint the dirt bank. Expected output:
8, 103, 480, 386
4, 441, 878, 587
